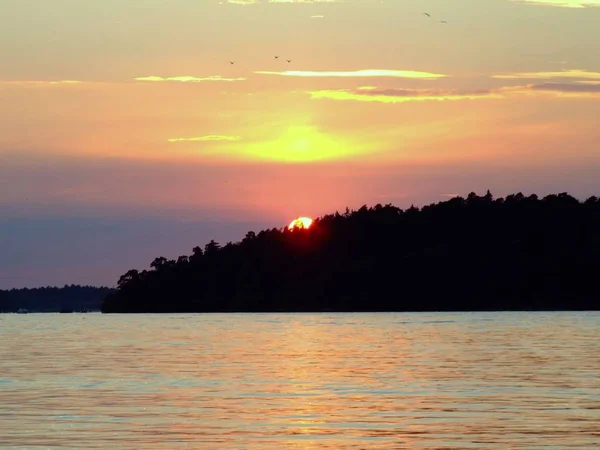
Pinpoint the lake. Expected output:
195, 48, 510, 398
1, 312, 599, 449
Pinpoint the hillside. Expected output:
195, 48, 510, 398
102, 192, 600, 313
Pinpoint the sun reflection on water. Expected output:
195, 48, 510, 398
0, 312, 599, 448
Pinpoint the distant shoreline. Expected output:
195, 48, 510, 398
3, 308, 599, 314
100, 308, 599, 314
0, 286, 114, 314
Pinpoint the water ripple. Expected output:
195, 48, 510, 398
0, 312, 599, 449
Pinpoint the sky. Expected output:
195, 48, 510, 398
1, 0, 600, 288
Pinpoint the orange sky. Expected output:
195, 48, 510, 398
1, 0, 600, 286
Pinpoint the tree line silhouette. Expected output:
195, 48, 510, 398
102, 191, 600, 313
0, 285, 114, 313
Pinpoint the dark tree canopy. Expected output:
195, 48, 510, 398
102, 192, 600, 313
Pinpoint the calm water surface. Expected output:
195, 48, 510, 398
1, 312, 599, 449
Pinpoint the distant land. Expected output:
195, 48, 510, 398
0, 286, 114, 313
102, 192, 600, 313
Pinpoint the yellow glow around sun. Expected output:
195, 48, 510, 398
245, 126, 359, 162
289, 217, 313, 230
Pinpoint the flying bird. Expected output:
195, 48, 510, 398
275, 56, 279, 59
423, 13, 431, 17
440, 20, 447, 23
230, 61, 235, 64
287, 59, 292, 63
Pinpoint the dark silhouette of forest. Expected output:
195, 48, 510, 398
102, 191, 600, 313
0, 285, 114, 313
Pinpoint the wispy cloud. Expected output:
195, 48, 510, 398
495, 83, 600, 98
309, 87, 499, 103
527, 82, 600, 92
309, 83, 600, 103
168, 135, 242, 142
492, 69, 600, 80
311, 15, 325, 18
510, 0, 600, 8
255, 69, 447, 79
135, 76, 246, 83
0, 80, 84, 87
489, 83, 600, 99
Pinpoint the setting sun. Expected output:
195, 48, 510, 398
288, 217, 313, 230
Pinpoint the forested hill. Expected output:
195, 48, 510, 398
0, 286, 114, 313
102, 192, 600, 313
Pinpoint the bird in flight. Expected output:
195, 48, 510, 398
440, 20, 447, 23
423, 13, 431, 17
287, 59, 292, 63
229, 61, 235, 64
275, 56, 279, 59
